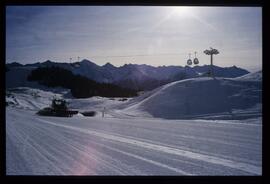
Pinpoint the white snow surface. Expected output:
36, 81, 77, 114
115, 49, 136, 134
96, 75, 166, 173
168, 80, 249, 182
121, 77, 262, 120
236, 70, 262, 81
6, 107, 261, 175
6, 87, 67, 110
6, 72, 262, 175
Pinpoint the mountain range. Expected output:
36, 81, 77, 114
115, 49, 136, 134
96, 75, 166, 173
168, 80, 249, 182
6, 59, 250, 90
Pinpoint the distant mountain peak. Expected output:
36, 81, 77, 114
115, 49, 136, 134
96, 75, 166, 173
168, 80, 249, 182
79, 59, 99, 67
81, 59, 90, 62
80, 59, 90, 64
80, 59, 95, 64
103, 62, 115, 68
44, 60, 53, 63
6, 62, 23, 67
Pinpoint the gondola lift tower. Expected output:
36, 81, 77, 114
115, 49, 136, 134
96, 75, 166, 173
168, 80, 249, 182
203, 47, 219, 78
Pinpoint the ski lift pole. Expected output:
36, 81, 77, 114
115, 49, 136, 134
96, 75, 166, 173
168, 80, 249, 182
203, 47, 219, 78
210, 54, 213, 77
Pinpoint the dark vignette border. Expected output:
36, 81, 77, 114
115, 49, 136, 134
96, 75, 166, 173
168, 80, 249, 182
0, 0, 266, 184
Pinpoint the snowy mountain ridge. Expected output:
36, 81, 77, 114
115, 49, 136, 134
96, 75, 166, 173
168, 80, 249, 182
6, 60, 250, 90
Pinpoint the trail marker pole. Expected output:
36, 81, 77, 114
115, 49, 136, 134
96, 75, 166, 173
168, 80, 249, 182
102, 107, 105, 118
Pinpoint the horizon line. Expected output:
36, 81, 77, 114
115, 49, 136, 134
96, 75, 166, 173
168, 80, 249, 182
6, 59, 248, 70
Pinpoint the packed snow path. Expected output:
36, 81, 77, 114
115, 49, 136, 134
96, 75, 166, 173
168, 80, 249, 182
6, 108, 261, 175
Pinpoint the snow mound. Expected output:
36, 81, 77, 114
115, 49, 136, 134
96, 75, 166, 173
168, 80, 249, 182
6, 87, 132, 117
6, 87, 63, 110
236, 70, 262, 81
123, 75, 262, 119
68, 96, 132, 111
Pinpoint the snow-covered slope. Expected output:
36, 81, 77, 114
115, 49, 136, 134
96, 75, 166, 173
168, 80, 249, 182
6, 86, 131, 118
6, 107, 262, 175
5, 71, 262, 175
6, 87, 65, 110
122, 75, 262, 119
6, 71, 262, 120
236, 70, 262, 81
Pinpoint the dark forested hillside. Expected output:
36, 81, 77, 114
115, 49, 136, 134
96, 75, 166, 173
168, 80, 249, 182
27, 66, 137, 98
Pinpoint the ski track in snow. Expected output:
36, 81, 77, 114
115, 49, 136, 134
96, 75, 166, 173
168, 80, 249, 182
6, 108, 262, 175
37, 118, 261, 175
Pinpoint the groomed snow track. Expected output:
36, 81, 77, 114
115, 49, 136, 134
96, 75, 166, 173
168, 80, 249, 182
6, 108, 262, 175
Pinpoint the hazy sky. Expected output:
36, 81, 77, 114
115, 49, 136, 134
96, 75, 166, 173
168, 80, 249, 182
6, 6, 262, 71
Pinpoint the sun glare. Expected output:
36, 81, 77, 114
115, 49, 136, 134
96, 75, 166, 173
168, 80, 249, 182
171, 6, 193, 17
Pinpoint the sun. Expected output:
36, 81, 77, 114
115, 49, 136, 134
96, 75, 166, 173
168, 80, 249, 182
171, 6, 193, 17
